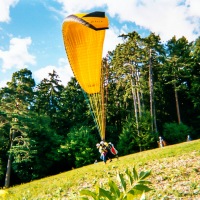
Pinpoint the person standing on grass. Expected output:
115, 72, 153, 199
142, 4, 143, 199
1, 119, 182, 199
158, 136, 165, 148
187, 135, 192, 141
97, 141, 119, 163
96, 143, 108, 164
100, 141, 113, 163
102, 141, 119, 160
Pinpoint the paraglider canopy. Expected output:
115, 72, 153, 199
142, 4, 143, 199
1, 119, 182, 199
62, 11, 109, 140
62, 11, 109, 94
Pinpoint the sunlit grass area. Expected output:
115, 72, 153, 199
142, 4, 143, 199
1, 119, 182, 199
1, 139, 200, 199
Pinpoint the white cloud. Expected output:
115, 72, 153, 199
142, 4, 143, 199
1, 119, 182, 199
33, 58, 74, 86
0, 37, 36, 72
56, 0, 108, 16
0, 0, 19, 22
104, 26, 123, 56
104, 0, 200, 41
56, 0, 200, 42
186, 0, 200, 17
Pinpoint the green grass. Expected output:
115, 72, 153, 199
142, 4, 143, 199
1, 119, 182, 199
1, 139, 200, 199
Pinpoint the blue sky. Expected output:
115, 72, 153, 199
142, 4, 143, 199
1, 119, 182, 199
0, 0, 200, 87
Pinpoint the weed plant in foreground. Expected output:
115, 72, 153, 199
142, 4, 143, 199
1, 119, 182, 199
80, 166, 152, 199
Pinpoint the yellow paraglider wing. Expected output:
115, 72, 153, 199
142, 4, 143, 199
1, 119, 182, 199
62, 11, 108, 94
62, 11, 109, 140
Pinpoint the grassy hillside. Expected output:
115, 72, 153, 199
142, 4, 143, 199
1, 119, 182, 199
1, 139, 200, 199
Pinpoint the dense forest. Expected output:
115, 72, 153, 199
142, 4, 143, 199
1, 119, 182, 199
0, 31, 200, 187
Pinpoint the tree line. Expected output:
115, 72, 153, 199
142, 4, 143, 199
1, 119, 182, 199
0, 31, 200, 187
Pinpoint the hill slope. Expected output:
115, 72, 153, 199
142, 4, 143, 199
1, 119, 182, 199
1, 139, 200, 199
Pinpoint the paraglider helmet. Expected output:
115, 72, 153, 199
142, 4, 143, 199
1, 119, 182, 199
96, 143, 100, 148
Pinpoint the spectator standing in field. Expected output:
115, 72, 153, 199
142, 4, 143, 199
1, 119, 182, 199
187, 135, 192, 142
157, 136, 167, 148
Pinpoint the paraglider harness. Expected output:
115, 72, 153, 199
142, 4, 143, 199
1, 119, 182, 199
102, 142, 118, 156
107, 142, 118, 155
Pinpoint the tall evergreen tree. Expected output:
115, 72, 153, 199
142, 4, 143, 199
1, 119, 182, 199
143, 33, 165, 133
33, 70, 65, 134
165, 36, 192, 124
33, 70, 64, 116
187, 37, 200, 135
0, 68, 37, 186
